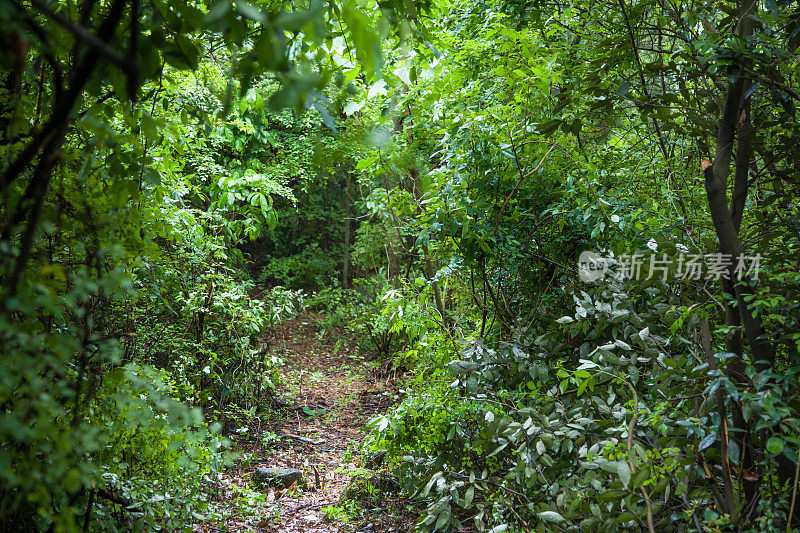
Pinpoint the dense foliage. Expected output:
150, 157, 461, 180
1, 0, 799, 531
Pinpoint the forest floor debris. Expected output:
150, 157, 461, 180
197, 311, 416, 532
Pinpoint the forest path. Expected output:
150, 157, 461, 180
210, 310, 407, 532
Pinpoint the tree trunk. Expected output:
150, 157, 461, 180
702, 0, 779, 513
342, 172, 353, 289
423, 242, 448, 329
703, 0, 773, 370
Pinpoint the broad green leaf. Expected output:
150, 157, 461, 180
538, 511, 565, 523
617, 461, 631, 487
698, 432, 717, 452
766, 437, 784, 454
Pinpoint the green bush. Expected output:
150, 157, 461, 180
259, 243, 340, 289
369, 270, 800, 532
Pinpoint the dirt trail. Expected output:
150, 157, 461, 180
207, 311, 404, 532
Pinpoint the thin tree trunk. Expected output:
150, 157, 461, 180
423, 242, 448, 328
342, 172, 353, 289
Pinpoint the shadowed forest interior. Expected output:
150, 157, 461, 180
2, 0, 800, 531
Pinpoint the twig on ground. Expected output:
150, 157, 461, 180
279, 433, 326, 445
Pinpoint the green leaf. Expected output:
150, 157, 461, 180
698, 432, 716, 451
356, 155, 377, 171
629, 466, 650, 489
269, 87, 297, 109
254, 30, 281, 69
538, 511, 565, 523
598, 489, 626, 502
617, 461, 631, 487
463, 486, 475, 508
235, 1, 265, 22
344, 100, 365, 115
447, 360, 478, 375
435, 508, 451, 530
275, 0, 323, 32
539, 119, 562, 134
487, 442, 508, 457
140, 113, 158, 141
341, 1, 383, 77
597, 458, 619, 474
728, 440, 740, 464
766, 437, 784, 454
204, 0, 232, 25
311, 98, 337, 132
